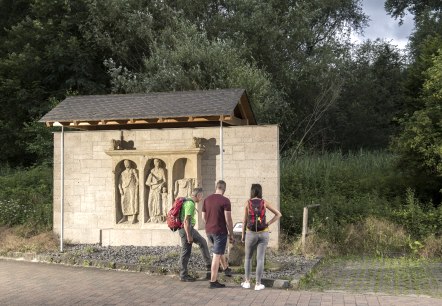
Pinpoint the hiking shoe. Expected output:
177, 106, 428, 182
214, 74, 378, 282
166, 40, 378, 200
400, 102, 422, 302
241, 281, 250, 289
209, 281, 226, 289
254, 284, 265, 291
223, 267, 232, 277
180, 275, 196, 282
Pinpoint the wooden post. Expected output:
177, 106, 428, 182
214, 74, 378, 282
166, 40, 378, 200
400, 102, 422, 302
301, 204, 320, 253
301, 207, 308, 252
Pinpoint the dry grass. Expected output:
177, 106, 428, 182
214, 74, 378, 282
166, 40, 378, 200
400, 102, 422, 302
420, 235, 442, 258
300, 234, 340, 257
342, 216, 409, 256
0, 226, 59, 255
289, 217, 411, 257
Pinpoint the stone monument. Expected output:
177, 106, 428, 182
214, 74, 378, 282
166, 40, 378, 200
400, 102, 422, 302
39, 89, 281, 248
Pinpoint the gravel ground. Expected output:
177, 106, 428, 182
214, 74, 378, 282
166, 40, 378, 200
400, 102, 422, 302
45, 244, 319, 280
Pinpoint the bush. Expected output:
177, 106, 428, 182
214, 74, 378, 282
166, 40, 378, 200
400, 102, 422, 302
419, 235, 442, 258
281, 150, 442, 257
299, 217, 410, 257
280, 150, 406, 236
391, 189, 442, 239
341, 216, 409, 256
0, 165, 53, 230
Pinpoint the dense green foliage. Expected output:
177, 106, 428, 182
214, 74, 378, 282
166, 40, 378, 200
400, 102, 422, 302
1, 0, 402, 167
281, 151, 404, 234
393, 49, 442, 200
387, 1, 442, 203
0, 0, 441, 254
281, 151, 442, 246
0, 165, 53, 230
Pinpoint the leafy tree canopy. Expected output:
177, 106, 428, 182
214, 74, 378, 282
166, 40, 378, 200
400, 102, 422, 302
393, 48, 442, 201
385, 0, 442, 22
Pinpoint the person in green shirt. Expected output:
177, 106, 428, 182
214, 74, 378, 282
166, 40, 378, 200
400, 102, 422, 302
178, 187, 212, 282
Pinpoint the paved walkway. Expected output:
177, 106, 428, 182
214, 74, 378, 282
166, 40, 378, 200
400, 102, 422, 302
301, 257, 442, 298
1, 259, 442, 305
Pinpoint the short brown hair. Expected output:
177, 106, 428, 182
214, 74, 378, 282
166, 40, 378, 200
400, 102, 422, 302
191, 187, 203, 197
216, 180, 226, 191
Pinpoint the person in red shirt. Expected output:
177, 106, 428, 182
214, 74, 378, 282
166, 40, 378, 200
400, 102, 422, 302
202, 180, 234, 288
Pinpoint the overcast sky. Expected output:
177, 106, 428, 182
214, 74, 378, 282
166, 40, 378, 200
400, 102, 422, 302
354, 0, 415, 49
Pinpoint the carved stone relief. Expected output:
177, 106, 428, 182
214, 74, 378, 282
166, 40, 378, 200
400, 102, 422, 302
192, 137, 204, 148
106, 138, 205, 226
173, 178, 195, 198
111, 131, 135, 150
145, 158, 167, 223
117, 159, 139, 224
161, 187, 169, 216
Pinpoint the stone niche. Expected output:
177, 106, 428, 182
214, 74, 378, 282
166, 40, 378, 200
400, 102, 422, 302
106, 145, 205, 229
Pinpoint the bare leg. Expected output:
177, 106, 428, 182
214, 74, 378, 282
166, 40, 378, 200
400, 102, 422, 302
220, 255, 228, 270
210, 254, 222, 282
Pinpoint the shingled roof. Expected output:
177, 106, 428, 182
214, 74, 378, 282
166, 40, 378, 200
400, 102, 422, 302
39, 88, 256, 130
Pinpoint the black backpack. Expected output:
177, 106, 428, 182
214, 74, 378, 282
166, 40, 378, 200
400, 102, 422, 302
247, 199, 267, 231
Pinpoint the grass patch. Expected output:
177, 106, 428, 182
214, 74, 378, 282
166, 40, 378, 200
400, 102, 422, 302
0, 226, 58, 255
299, 256, 442, 298
139, 255, 158, 266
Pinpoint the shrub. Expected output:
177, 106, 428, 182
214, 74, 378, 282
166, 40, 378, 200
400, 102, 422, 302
297, 216, 409, 257
419, 235, 442, 258
280, 150, 406, 236
341, 216, 409, 256
391, 188, 442, 239
0, 165, 53, 230
298, 232, 340, 257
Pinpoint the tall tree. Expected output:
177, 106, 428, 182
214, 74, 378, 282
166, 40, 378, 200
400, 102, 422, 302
165, 0, 369, 151
105, 19, 282, 119
385, 0, 442, 23
392, 48, 442, 202
386, 0, 442, 202
323, 40, 405, 151
0, 0, 108, 166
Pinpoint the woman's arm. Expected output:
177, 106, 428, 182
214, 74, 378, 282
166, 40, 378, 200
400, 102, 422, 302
264, 200, 282, 227
241, 201, 249, 242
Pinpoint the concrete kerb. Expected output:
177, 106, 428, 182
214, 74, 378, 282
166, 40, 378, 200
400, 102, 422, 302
0, 251, 320, 289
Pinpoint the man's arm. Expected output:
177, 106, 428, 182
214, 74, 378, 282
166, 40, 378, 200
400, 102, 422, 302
224, 210, 234, 242
183, 215, 193, 244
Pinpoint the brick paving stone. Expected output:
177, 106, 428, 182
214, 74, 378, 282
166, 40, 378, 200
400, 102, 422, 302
1, 259, 442, 306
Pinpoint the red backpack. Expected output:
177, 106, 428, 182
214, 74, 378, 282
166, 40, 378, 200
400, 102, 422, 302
167, 197, 189, 231
247, 199, 267, 232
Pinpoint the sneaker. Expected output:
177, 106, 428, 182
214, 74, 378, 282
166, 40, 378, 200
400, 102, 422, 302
254, 284, 265, 291
241, 281, 251, 289
223, 267, 233, 277
180, 275, 196, 282
209, 281, 226, 289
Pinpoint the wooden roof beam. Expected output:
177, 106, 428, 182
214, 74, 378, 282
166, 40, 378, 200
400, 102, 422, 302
224, 115, 246, 126
238, 95, 253, 125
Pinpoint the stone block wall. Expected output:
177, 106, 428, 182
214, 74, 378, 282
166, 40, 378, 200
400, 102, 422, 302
52, 125, 280, 247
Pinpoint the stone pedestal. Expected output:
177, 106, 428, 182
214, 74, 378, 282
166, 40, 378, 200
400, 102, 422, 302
228, 232, 245, 266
